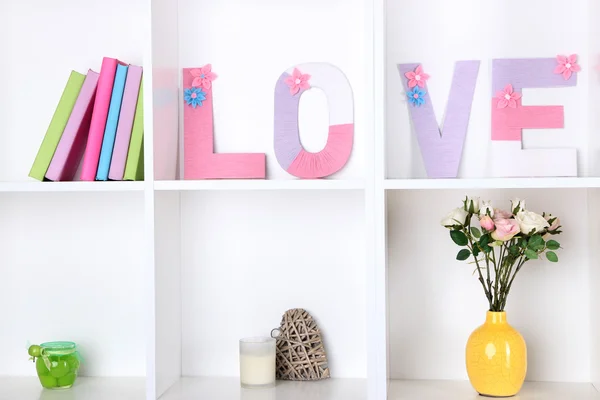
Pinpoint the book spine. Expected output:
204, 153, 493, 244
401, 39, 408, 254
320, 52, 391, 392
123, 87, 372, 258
108, 65, 143, 180
123, 81, 144, 181
96, 64, 129, 181
45, 70, 100, 181
80, 57, 119, 180
28, 71, 85, 181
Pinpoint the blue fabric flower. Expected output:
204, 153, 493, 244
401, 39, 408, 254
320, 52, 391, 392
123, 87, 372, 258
184, 87, 206, 108
407, 87, 426, 107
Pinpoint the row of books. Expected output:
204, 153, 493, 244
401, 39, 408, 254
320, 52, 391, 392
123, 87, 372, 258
29, 57, 144, 182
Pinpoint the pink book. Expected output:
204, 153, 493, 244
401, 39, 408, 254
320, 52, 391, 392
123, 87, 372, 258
108, 65, 143, 180
80, 57, 125, 180
45, 70, 100, 181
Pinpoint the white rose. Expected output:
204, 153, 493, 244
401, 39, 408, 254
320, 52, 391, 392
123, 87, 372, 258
479, 200, 494, 217
515, 210, 549, 235
466, 196, 481, 213
441, 207, 469, 228
511, 198, 526, 213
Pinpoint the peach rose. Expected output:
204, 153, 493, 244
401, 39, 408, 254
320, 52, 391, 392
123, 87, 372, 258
491, 219, 520, 241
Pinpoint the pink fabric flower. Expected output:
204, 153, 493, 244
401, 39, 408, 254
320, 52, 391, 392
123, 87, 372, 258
495, 84, 522, 109
554, 54, 581, 80
284, 68, 311, 95
479, 215, 495, 232
491, 219, 520, 242
191, 64, 218, 90
405, 65, 430, 88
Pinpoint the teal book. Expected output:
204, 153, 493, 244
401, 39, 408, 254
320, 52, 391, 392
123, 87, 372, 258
96, 63, 129, 180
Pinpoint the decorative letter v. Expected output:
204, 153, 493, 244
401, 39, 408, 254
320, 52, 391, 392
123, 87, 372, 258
398, 61, 480, 178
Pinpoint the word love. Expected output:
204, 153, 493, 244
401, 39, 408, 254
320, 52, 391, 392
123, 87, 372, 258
399, 55, 580, 178
182, 63, 354, 179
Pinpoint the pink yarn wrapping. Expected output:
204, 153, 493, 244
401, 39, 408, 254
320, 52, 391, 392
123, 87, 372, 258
183, 67, 265, 179
286, 123, 353, 178
491, 98, 564, 141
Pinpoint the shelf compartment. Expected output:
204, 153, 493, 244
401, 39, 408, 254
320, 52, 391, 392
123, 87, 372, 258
159, 377, 366, 400
0, 377, 145, 400
0, 181, 145, 193
384, 177, 600, 190
0, 192, 146, 377
387, 189, 592, 384
388, 380, 599, 400
154, 179, 365, 191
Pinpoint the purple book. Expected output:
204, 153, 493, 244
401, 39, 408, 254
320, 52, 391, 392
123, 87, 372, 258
108, 65, 143, 180
45, 70, 99, 181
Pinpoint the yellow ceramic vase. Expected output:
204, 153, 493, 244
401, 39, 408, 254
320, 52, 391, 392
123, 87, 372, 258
466, 311, 527, 397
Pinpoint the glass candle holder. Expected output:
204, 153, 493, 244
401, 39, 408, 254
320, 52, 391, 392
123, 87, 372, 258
239, 337, 276, 389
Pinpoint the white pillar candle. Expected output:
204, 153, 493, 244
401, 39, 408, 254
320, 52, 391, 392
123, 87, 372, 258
239, 337, 276, 388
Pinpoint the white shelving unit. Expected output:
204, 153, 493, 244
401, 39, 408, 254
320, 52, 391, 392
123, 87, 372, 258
2, 1, 600, 400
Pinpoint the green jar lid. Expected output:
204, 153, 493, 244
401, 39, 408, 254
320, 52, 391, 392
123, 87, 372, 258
40, 341, 77, 356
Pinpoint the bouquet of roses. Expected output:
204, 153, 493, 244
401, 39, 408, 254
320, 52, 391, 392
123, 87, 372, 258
441, 197, 562, 311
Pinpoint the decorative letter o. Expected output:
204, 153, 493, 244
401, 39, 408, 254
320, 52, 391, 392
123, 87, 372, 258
274, 63, 354, 179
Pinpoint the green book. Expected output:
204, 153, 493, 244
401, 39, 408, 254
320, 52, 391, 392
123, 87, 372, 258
124, 81, 144, 181
29, 71, 86, 181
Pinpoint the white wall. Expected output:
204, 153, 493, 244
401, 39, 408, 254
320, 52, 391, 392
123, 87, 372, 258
387, 189, 591, 382
386, 0, 590, 178
176, 0, 366, 180
180, 191, 367, 378
0, 192, 146, 377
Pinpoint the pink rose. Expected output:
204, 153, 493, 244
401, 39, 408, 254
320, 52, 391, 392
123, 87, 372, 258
491, 219, 520, 241
493, 209, 513, 221
479, 215, 495, 231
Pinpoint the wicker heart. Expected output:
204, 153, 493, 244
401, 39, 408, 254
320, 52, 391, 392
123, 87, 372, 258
271, 308, 330, 381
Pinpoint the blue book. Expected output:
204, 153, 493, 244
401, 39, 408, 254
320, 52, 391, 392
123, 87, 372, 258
96, 63, 129, 180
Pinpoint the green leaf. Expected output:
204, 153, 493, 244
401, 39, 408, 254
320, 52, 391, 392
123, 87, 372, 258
546, 240, 560, 250
456, 249, 471, 261
479, 234, 490, 246
525, 249, 539, 260
471, 227, 482, 239
546, 251, 558, 262
528, 234, 543, 248
509, 245, 520, 256
450, 230, 468, 246
472, 246, 480, 257
479, 234, 492, 253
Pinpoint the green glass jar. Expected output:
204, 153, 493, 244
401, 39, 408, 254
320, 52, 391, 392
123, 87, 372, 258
28, 341, 81, 389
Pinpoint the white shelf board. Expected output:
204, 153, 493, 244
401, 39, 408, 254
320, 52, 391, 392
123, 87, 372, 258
0, 181, 145, 193
384, 177, 600, 190
154, 179, 365, 191
388, 380, 600, 400
158, 377, 367, 400
0, 377, 145, 400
